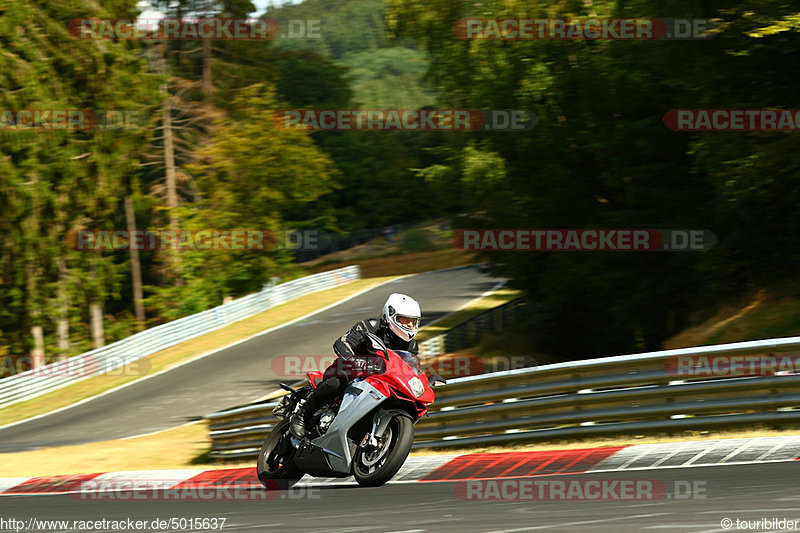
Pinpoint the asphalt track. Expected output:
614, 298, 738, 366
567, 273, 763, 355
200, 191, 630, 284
0, 266, 499, 452
2, 462, 799, 532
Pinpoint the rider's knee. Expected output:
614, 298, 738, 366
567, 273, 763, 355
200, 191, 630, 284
316, 376, 340, 400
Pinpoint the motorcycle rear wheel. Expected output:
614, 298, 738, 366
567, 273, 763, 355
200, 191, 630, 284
353, 414, 413, 487
257, 419, 304, 487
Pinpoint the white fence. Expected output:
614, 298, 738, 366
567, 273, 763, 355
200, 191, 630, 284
0, 265, 360, 410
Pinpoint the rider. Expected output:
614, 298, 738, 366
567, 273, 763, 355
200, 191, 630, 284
290, 293, 422, 439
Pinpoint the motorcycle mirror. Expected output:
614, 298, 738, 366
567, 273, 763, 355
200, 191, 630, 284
428, 373, 447, 387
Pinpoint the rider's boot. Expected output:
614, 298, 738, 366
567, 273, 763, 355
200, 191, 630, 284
290, 409, 308, 439
289, 376, 341, 440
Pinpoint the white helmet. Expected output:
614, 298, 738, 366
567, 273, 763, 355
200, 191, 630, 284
382, 293, 421, 342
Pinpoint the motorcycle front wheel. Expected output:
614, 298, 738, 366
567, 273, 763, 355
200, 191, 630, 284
353, 414, 414, 487
256, 419, 304, 487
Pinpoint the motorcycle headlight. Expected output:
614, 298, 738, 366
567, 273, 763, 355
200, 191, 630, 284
408, 377, 424, 397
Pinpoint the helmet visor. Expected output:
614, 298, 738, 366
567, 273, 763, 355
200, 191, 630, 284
396, 315, 420, 330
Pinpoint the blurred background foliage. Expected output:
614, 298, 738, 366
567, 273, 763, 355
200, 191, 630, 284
1, 0, 799, 368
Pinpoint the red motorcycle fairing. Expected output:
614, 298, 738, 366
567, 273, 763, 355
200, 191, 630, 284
365, 349, 435, 418
306, 347, 435, 417
307, 370, 324, 389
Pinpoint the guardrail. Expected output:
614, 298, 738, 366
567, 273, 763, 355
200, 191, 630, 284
0, 265, 360, 410
204, 335, 800, 459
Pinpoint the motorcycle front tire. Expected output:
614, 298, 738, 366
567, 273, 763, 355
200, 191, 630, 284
352, 414, 414, 487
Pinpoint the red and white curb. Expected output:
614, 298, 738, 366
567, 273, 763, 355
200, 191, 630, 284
1, 436, 798, 496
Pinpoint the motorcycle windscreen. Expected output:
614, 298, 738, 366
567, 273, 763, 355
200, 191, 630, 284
394, 350, 422, 374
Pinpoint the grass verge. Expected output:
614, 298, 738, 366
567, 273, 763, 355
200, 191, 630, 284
311, 248, 477, 278
0, 276, 396, 428
665, 291, 800, 349
0, 422, 225, 477
706, 295, 800, 344
415, 287, 523, 342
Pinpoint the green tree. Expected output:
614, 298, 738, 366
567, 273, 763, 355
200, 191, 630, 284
147, 83, 337, 316
0, 0, 160, 361
389, 0, 800, 358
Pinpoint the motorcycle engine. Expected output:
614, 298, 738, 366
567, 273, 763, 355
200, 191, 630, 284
317, 407, 336, 434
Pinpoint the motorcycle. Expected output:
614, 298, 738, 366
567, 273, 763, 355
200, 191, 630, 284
257, 332, 446, 487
